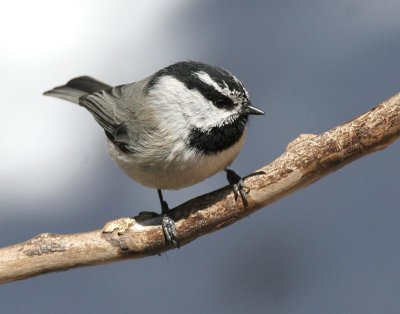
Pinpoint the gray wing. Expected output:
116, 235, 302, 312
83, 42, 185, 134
79, 78, 152, 153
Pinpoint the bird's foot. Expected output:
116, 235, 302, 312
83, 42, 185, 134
137, 210, 179, 248
225, 169, 250, 206
161, 214, 180, 248
158, 190, 180, 248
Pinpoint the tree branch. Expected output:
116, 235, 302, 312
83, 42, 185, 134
1, 92, 399, 285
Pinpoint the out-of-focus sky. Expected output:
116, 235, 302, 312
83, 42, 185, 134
1, 1, 399, 313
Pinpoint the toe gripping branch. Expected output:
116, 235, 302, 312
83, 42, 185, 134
225, 169, 250, 206
226, 169, 265, 206
158, 189, 180, 248
161, 215, 179, 248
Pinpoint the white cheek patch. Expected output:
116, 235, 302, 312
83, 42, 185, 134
148, 75, 237, 131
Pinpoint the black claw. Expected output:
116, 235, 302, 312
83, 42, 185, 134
238, 184, 249, 204
161, 215, 180, 248
226, 169, 250, 206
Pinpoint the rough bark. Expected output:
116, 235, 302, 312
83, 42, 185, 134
1, 92, 399, 285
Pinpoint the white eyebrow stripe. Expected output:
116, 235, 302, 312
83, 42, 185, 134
193, 71, 226, 94
193, 70, 249, 100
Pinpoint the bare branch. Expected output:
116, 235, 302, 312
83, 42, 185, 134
1, 92, 399, 284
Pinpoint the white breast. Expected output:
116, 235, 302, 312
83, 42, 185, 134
108, 133, 245, 190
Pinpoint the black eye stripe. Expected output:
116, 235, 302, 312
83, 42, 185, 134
147, 61, 246, 110
214, 97, 235, 109
189, 80, 235, 109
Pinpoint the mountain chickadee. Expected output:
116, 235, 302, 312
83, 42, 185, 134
44, 61, 264, 246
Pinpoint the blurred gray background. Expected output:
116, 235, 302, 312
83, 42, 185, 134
1, 0, 400, 313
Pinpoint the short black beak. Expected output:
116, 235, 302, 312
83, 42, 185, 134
247, 105, 265, 115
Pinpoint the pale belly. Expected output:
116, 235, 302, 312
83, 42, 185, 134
107, 135, 245, 190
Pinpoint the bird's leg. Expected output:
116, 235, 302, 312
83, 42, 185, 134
158, 189, 170, 215
225, 169, 250, 206
158, 189, 179, 248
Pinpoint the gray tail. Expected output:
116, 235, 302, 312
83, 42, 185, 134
43, 76, 111, 104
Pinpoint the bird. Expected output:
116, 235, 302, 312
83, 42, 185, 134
44, 61, 264, 246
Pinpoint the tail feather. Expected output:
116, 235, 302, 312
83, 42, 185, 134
64, 76, 111, 94
43, 76, 111, 104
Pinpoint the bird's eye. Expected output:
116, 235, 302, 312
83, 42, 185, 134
214, 98, 234, 109
215, 99, 225, 108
